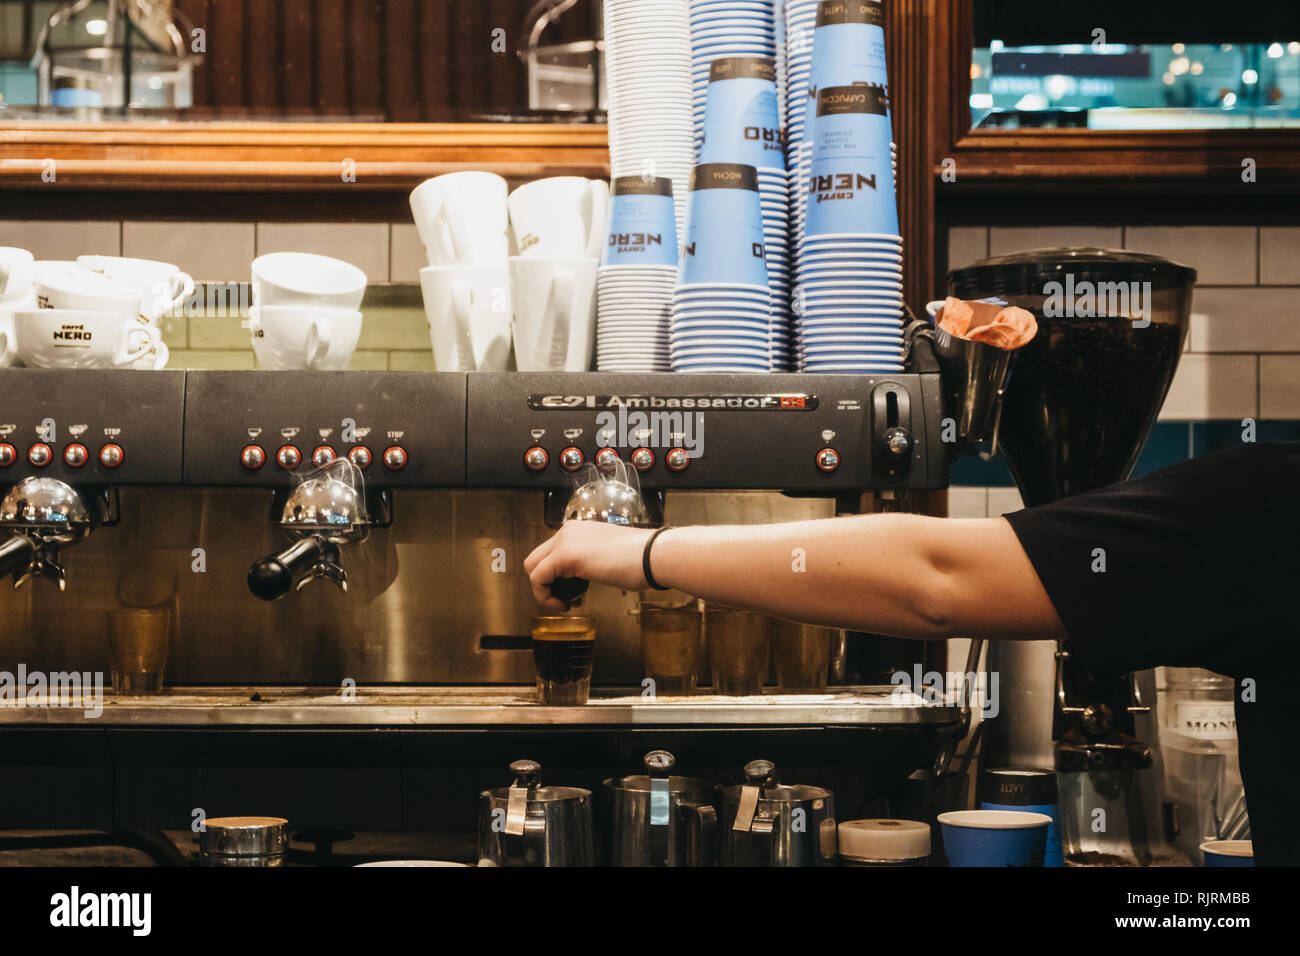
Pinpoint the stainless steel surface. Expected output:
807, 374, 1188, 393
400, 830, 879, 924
927, 322, 1017, 457
478, 761, 594, 866
0, 684, 963, 726
604, 750, 717, 866
0, 489, 834, 685
719, 760, 838, 866
198, 815, 289, 864
562, 466, 651, 526
0, 477, 103, 590
986, 640, 1058, 769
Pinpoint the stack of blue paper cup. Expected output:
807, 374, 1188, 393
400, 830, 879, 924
597, 176, 680, 372
672, 163, 775, 373
689, 0, 779, 163
795, 81, 904, 372
699, 56, 790, 370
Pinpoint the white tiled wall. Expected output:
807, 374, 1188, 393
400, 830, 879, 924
949, 225, 1300, 421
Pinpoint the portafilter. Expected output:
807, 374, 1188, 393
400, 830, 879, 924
0, 476, 114, 590
247, 475, 372, 601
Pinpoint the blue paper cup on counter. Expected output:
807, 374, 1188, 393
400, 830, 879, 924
806, 84, 897, 238
937, 810, 1052, 867
1200, 840, 1254, 867
678, 163, 769, 287
810, 0, 890, 93
700, 57, 786, 171
979, 768, 1064, 867
602, 176, 679, 268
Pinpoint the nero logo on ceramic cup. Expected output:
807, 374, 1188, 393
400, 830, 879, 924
679, 163, 768, 287
602, 177, 679, 268
13, 309, 164, 369
700, 57, 785, 172
508, 177, 609, 260
806, 84, 897, 238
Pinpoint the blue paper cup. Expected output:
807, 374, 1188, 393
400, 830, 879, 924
937, 810, 1052, 867
603, 177, 680, 268
805, 84, 897, 238
700, 57, 786, 171
1201, 840, 1254, 867
679, 164, 769, 287
810, 0, 890, 93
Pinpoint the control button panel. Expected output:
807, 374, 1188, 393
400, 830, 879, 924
183, 371, 466, 487
559, 446, 584, 471
467, 372, 946, 491
0, 370, 184, 484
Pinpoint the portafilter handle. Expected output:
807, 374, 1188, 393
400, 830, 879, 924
0, 534, 36, 587
248, 536, 328, 601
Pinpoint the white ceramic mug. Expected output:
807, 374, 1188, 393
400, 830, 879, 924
14, 309, 163, 369
509, 256, 598, 372
418, 265, 513, 372
251, 253, 367, 310
77, 255, 195, 325
249, 305, 363, 370
0, 289, 36, 367
35, 269, 142, 317
508, 177, 609, 260
0, 247, 35, 303
409, 171, 510, 267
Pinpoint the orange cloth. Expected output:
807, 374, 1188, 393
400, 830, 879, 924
937, 298, 1037, 351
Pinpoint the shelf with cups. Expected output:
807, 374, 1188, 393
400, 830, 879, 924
0, 684, 966, 727
0, 123, 611, 190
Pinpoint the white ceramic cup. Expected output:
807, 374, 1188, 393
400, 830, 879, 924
249, 305, 362, 370
14, 309, 163, 369
409, 171, 510, 267
251, 252, 367, 310
77, 255, 195, 325
508, 177, 609, 260
0, 289, 36, 367
419, 265, 513, 372
509, 256, 599, 372
35, 269, 142, 317
0, 247, 35, 303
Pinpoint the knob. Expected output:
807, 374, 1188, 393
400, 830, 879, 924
629, 447, 654, 471
276, 444, 301, 470
382, 446, 408, 471
815, 447, 840, 473
0, 443, 15, 467
665, 448, 690, 472
524, 446, 549, 472
347, 446, 372, 469
883, 427, 911, 459
63, 443, 88, 468
594, 448, 620, 473
241, 444, 266, 470
559, 446, 584, 471
98, 443, 124, 469
312, 445, 336, 467
27, 443, 52, 467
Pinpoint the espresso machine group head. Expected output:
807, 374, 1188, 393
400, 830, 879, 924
0, 476, 117, 590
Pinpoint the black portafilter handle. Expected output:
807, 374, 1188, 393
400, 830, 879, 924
248, 536, 325, 601
0, 534, 35, 582
549, 576, 590, 605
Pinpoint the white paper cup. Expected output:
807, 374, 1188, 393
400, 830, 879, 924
418, 265, 512, 372
14, 309, 163, 369
251, 253, 367, 310
509, 256, 598, 372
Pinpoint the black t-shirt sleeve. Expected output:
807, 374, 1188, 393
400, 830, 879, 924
1002, 442, 1300, 680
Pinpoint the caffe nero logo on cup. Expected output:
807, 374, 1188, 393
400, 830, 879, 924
816, 0, 885, 28
609, 232, 665, 254
52, 324, 92, 347
817, 83, 888, 117
709, 56, 776, 83
612, 176, 673, 197
690, 163, 759, 192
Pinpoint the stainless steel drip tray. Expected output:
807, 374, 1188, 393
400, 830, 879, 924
0, 685, 964, 727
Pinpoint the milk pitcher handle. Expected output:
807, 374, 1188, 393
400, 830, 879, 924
678, 801, 717, 867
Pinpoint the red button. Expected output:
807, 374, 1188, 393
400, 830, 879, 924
98, 443, 124, 469
27, 443, 51, 467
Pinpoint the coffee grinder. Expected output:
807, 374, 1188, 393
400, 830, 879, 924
947, 247, 1198, 864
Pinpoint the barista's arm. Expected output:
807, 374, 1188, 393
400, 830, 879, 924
523, 515, 1065, 642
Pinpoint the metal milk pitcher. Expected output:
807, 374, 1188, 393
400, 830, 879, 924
602, 750, 717, 866
719, 759, 838, 866
478, 759, 595, 866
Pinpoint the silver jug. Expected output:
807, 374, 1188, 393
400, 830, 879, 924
603, 750, 717, 867
719, 759, 837, 867
478, 759, 595, 867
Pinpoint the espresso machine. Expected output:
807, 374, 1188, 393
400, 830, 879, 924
948, 248, 1199, 865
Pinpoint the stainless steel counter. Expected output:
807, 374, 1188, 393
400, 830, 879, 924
0, 685, 965, 728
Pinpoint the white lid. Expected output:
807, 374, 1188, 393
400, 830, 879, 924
838, 819, 931, 861
1200, 840, 1252, 858
938, 809, 1053, 829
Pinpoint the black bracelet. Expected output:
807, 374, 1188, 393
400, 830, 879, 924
642, 527, 672, 591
